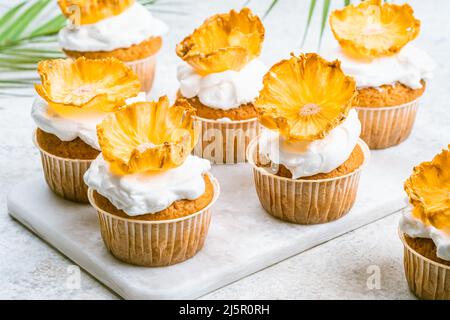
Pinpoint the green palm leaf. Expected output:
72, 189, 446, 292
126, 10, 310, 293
0, 1, 27, 34
301, 0, 317, 47
0, 0, 51, 44
263, 0, 279, 19
318, 0, 331, 48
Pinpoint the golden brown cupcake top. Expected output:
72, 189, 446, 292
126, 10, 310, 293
176, 8, 264, 75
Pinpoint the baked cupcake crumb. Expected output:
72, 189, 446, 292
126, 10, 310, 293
36, 128, 99, 160
93, 174, 214, 221
405, 234, 450, 266
180, 94, 258, 120
258, 144, 364, 180
64, 36, 162, 62
355, 80, 425, 108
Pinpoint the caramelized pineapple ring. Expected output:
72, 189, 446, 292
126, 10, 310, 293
97, 96, 197, 174
58, 0, 134, 25
330, 0, 420, 59
405, 147, 450, 232
35, 57, 140, 112
176, 8, 264, 75
255, 53, 356, 141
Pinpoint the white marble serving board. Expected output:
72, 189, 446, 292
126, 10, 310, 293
7, 151, 408, 300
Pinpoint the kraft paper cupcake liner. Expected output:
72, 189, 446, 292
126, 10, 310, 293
125, 54, 157, 93
247, 137, 370, 225
399, 229, 450, 300
193, 116, 259, 164
356, 98, 420, 150
88, 173, 220, 267
34, 132, 92, 203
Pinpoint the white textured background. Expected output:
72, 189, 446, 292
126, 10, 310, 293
1, 0, 449, 299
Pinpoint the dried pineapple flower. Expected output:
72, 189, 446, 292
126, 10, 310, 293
176, 8, 265, 75
58, 0, 134, 25
97, 96, 197, 174
329, 0, 420, 59
404, 147, 450, 232
35, 57, 141, 112
255, 53, 356, 141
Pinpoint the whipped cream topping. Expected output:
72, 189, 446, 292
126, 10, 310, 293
321, 44, 435, 89
58, 3, 168, 52
177, 58, 267, 110
258, 109, 362, 179
84, 155, 211, 216
400, 206, 450, 261
31, 93, 146, 150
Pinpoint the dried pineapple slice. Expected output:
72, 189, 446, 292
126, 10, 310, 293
329, 0, 420, 59
255, 53, 356, 141
176, 8, 264, 75
97, 96, 197, 174
58, 0, 134, 25
35, 57, 140, 112
404, 147, 450, 232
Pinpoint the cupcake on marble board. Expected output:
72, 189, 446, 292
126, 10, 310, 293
32, 57, 141, 202
248, 53, 370, 225
175, 8, 266, 164
399, 146, 450, 300
57, 0, 168, 92
324, 0, 435, 149
84, 97, 220, 267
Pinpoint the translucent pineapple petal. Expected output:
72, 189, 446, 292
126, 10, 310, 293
255, 53, 356, 141
330, 0, 420, 59
58, 0, 134, 25
97, 96, 197, 174
36, 57, 140, 111
176, 8, 264, 75
404, 147, 450, 232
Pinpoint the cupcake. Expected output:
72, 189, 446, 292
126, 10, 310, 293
32, 57, 141, 202
325, 0, 435, 149
84, 97, 219, 267
399, 146, 450, 300
248, 53, 370, 224
175, 8, 266, 164
57, 0, 168, 92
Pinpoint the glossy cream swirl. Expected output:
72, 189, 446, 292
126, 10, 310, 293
58, 3, 168, 52
258, 109, 362, 179
177, 58, 267, 110
321, 44, 435, 89
84, 155, 211, 216
31, 93, 146, 150
400, 206, 450, 261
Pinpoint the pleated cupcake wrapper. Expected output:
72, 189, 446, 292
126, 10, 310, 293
125, 54, 157, 93
399, 230, 450, 300
88, 174, 220, 267
247, 137, 370, 225
193, 116, 259, 164
34, 132, 92, 203
356, 98, 421, 150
